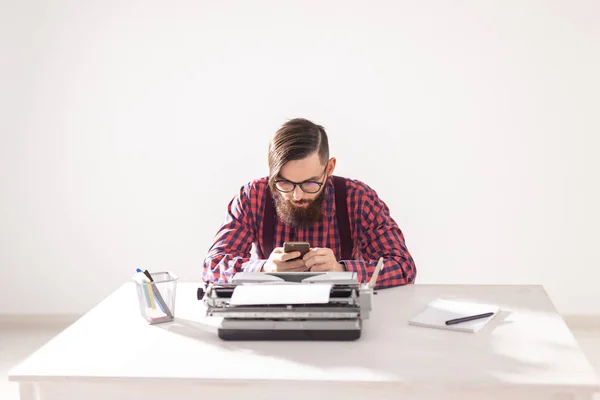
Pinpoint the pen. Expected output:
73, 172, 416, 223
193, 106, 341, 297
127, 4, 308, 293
135, 269, 162, 312
146, 283, 157, 309
142, 269, 153, 282
136, 269, 173, 318
140, 278, 152, 307
445, 312, 494, 325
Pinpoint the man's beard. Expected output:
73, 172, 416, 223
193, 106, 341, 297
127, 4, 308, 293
273, 189, 326, 228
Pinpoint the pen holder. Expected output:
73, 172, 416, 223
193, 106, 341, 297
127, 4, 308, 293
132, 271, 178, 324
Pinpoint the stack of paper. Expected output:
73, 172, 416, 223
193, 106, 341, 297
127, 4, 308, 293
229, 284, 333, 305
408, 298, 500, 333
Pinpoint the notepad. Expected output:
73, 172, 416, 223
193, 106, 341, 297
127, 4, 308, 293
408, 298, 500, 333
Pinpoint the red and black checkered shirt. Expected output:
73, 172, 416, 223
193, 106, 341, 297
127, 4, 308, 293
202, 176, 416, 288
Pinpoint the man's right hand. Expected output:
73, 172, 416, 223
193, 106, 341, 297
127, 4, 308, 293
262, 247, 307, 272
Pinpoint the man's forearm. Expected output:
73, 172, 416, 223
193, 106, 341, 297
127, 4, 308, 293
342, 256, 416, 288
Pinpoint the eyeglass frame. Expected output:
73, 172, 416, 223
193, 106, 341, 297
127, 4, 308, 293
273, 166, 329, 194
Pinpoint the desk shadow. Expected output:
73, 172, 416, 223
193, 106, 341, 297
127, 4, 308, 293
151, 308, 589, 387
156, 317, 219, 340
154, 284, 596, 388
468, 310, 514, 335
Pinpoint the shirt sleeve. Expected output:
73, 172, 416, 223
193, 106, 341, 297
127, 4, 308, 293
201, 184, 265, 284
341, 185, 417, 288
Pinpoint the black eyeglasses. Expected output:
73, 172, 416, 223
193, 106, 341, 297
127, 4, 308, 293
274, 168, 327, 194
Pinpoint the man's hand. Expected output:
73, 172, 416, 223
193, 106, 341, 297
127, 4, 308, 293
262, 247, 307, 272
303, 247, 345, 272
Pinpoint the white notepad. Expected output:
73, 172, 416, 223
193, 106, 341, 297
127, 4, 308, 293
408, 298, 500, 333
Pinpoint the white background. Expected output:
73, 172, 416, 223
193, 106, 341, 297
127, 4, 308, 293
1, 0, 598, 316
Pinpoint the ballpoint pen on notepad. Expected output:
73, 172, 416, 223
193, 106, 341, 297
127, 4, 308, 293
445, 312, 495, 325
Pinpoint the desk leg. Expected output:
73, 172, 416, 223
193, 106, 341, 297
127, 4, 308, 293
19, 382, 40, 400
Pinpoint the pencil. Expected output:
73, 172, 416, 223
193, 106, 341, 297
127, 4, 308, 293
147, 283, 157, 309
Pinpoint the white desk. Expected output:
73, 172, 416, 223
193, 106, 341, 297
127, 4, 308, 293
9, 283, 600, 400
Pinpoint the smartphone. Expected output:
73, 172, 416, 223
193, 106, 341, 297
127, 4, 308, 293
283, 241, 310, 261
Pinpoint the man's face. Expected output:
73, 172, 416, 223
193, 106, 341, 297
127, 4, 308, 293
273, 152, 333, 228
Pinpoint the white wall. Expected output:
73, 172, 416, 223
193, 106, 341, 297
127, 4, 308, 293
1, 0, 599, 316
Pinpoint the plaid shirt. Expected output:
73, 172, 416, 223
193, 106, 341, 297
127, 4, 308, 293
202, 176, 416, 288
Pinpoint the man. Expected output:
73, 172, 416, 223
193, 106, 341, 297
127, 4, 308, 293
201, 118, 416, 288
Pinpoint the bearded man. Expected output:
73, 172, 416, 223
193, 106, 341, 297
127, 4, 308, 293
201, 118, 416, 288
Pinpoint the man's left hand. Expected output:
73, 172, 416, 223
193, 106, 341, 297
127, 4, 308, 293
303, 248, 345, 272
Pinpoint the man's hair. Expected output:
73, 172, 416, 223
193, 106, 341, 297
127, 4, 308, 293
268, 118, 329, 190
